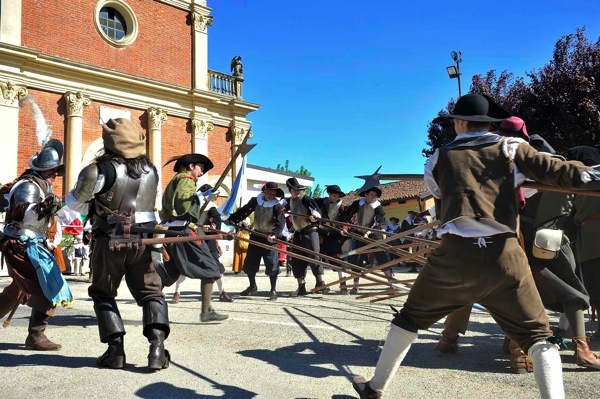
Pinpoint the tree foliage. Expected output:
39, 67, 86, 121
423, 27, 600, 157
275, 160, 322, 198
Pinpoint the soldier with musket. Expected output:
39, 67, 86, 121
0, 139, 72, 351
65, 118, 170, 370
160, 153, 228, 322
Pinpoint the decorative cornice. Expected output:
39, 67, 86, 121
230, 119, 252, 145
191, 12, 213, 32
192, 118, 214, 140
147, 107, 168, 130
63, 91, 91, 117
0, 81, 27, 106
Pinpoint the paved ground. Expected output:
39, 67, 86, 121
1, 266, 600, 399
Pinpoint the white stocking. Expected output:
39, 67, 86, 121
528, 341, 565, 399
174, 275, 186, 294
369, 324, 418, 392
216, 274, 224, 293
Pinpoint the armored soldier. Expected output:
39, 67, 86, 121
0, 139, 71, 351
225, 182, 286, 301
283, 177, 328, 296
65, 118, 170, 370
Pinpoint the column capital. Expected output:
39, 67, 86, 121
63, 91, 91, 117
0, 81, 27, 106
230, 119, 252, 145
191, 12, 213, 33
192, 118, 214, 140
147, 107, 168, 130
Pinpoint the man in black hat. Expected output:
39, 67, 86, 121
160, 153, 228, 322
316, 184, 350, 293
225, 182, 286, 300
344, 186, 392, 295
0, 139, 70, 351
65, 118, 170, 369
351, 93, 600, 399
283, 177, 329, 296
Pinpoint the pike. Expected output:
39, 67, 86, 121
227, 225, 410, 290
285, 210, 438, 257
108, 232, 233, 251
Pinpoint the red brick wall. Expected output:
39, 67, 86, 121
22, 0, 192, 87
18, 90, 231, 196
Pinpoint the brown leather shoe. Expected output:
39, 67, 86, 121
352, 375, 382, 399
171, 293, 180, 304
508, 340, 533, 374
436, 331, 459, 354
25, 335, 62, 351
219, 292, 234, 302
573, 336, 600, 370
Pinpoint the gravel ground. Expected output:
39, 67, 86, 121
1, 265, 599, 399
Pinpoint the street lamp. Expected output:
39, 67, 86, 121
446, 50, 462, 97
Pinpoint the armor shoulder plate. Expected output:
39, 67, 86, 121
73, 164, 100, 203
10, 179, 43, 206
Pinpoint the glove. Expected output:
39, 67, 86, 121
35, 194, 61, 219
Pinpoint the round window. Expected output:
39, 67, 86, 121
94, 1, 138, 47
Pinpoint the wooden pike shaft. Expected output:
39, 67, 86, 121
521, 181, 600, 198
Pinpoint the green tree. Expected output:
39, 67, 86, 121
423, 28, 600, 157
274, 160, 322, 197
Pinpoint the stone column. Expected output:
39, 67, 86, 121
192, 118, 213, 186
0, 0, 23, 45
147, 108, 167, 209
63, 91, 90, 192
0, 81, 27, 183
190, 10, 213, 90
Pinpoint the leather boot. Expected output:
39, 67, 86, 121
142, 298, 170, 370
352, 376, 382, 399
291, 282, 308, 297
572, 336, 600, 370
93, 297, 126, 367
219, 291, 234, 302
436, 330, 459, 354
508, 339, 533, 374
97, 334, 125, 369
25, 309, 61, 351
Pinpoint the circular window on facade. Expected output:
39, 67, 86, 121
94, 0, 138, 47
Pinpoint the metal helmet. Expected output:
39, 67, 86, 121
28, 139, 65, 174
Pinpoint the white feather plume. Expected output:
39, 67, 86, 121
19, 95, 52, 146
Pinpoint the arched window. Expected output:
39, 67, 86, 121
99, 7, 127, 41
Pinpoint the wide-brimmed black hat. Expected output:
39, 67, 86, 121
389, 217, 400, 223
286, 177, 306, 190
164, 153, 214, 173
432, 93, 511, 123
359, 186, 382, 198
325, 184, 346, 197
198, 183, 213, 193
262, 181, 285, 198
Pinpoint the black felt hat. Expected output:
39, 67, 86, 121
286, 177, 307, 190
164, 153, 214, 173
432, 93, 511, 123
359, 186, 382, 198
262, 181, 285, 198
325, 184, 346, 197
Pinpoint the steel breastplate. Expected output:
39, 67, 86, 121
7, 179, 50, 237
254, 203, 275, 233
94, 161, 158, 224
357, 204, 375, 227
290, 197, 310, 231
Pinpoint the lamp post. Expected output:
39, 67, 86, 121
446, 50, 462, 97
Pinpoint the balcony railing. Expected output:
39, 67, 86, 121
208, 69, 243, 99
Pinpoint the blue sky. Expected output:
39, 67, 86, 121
208, 0, 600, 193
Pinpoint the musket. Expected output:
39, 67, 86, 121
108, 232, 233, 251
2, 292, 25, 328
